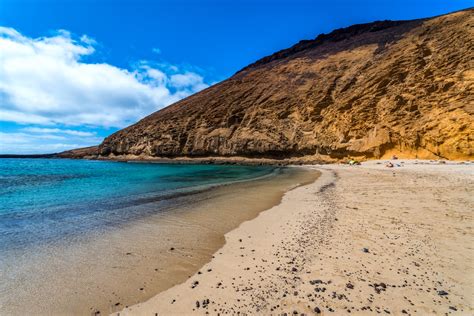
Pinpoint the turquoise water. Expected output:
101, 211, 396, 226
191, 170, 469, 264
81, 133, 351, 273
0, 158, 274, 250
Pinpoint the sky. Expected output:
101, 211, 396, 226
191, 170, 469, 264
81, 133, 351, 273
0, 0, 472, 154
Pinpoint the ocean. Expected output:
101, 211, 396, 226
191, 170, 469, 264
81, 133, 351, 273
0, 158, 274, 251
0, 158, 315, 315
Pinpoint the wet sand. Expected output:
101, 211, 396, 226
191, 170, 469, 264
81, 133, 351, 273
0, 167, 318, 315
117, 160, 473, 315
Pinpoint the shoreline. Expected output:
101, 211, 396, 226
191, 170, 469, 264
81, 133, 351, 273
66, 155, 474, 167
4, 151, 472, 167
116, 160, 473, 315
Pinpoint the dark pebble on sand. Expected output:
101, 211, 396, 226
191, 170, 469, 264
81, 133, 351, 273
310, 279, 323, 285
363, 248, 370, 253
437, 290, 448, 296
314, 307, 321, 314
449, 306, 457, 311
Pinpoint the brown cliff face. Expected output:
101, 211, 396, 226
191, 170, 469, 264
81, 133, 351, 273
99, 9, 474, 161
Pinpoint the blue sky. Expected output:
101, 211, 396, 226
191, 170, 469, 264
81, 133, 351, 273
0, 0, 472, 154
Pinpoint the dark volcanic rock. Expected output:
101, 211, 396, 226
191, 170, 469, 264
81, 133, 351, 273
437, 290, 449, 296
58, 146, 99, 159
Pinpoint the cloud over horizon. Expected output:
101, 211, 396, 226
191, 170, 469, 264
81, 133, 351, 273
0, 27, 210, 153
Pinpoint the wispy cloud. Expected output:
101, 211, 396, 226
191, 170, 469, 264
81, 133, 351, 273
0, 131, 103, 154
21, 127, 96, 137
170, 72, 208, 92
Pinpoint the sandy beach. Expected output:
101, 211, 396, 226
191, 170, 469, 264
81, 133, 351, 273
116, 160, 473, 315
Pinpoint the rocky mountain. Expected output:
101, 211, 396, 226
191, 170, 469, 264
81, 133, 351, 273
82, 9, 473, 162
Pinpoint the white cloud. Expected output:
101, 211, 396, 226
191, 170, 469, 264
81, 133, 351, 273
0, 109, 53, 125
0, 131, 103, 154
0, 26, 209, 128
21, 127, 96, 137
170, 72, 208, 92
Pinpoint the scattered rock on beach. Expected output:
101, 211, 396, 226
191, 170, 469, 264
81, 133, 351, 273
116, 163, 474, 315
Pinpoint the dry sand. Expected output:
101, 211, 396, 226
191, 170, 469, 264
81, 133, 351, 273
116, 160, 473, 315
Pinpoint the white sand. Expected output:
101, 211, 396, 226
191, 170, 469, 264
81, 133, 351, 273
115, 160, 473, 315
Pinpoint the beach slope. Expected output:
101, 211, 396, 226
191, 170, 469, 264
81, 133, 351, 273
117, 161, 473, 315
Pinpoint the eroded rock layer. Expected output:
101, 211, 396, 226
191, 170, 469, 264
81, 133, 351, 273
99, 9, 473, 161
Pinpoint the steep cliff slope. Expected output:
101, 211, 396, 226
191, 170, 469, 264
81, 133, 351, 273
98, 9, 473, 161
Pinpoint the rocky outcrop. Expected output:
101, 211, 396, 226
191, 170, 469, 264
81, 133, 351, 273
98, 9, 473, 161
58, 146, 99, 159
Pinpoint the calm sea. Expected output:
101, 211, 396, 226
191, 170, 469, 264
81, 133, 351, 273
0, 158, 274, 251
